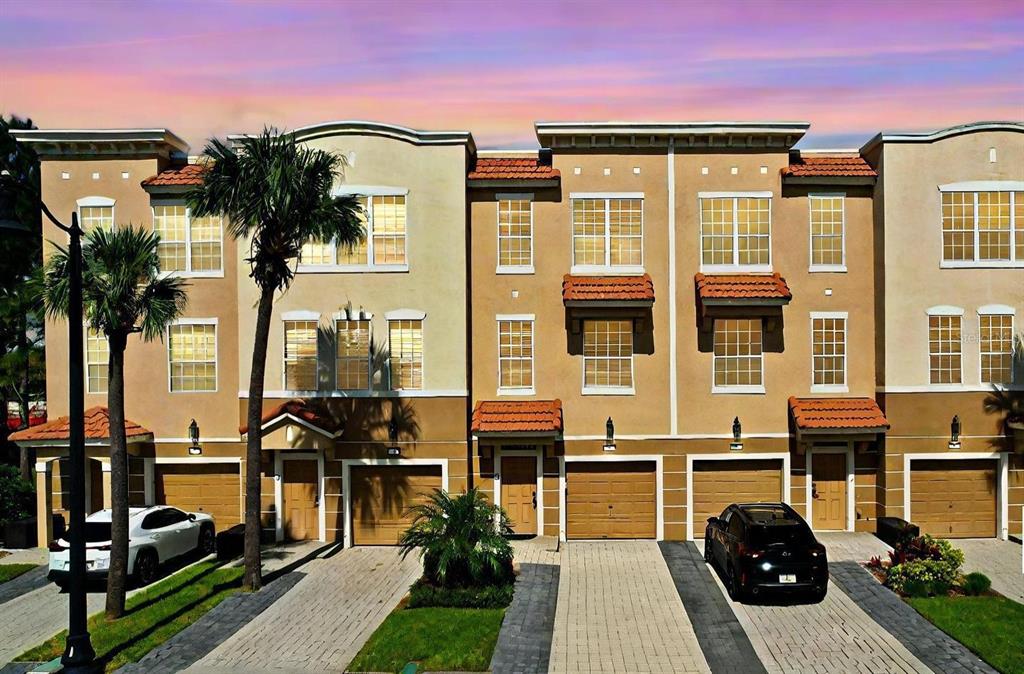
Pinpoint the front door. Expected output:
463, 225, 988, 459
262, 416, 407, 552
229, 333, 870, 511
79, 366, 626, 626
502, 456, 537, 535
283, 459, 319, 541
811, 452, 847, 530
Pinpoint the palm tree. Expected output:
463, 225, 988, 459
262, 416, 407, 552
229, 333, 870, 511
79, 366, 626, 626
187, 129, 363, 591
41, 226, 188, 618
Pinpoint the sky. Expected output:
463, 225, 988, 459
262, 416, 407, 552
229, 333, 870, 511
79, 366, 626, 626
2, 0, 1022, 151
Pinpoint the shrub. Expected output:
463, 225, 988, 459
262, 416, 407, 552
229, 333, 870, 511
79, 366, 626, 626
903, 578, 931, 598
886, 558, 961, 595
407, 578, 514, 609
962, 572, 992, 596
930, 580, 952, 597
888, 534, 964, 569
0, 465, 35, 526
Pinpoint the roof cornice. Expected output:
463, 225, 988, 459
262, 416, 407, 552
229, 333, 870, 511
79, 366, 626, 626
535, 120, 810, 150
229, 120, 476, 153
860, 121, 1024, 154
10, 129, 188, 159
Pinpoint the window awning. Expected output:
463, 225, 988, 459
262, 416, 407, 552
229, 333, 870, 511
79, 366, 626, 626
562, 274, 654, 307
471, 400, 563, 437
695, 272, 791, 307
789, 397, 889, 438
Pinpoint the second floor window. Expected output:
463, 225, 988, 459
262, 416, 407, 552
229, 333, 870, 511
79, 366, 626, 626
713, 319, 763, 391
389, 319, 423, 390
336, 319, 371, 390
86, 328, 108, 394
168, 322, 217, 392
941, 191, 1023, 265
81, 206, 113, 233
980, 313, 1014, 385
811, 315, 847, 389
153, 205, 223, 274
498, 319, 534, 391
497, 198, 533, 270
572, 197, 643, 269
284, 320, 318, 390
701, 196, 771, 269
928, 314, 962, 384
809, 195, 845, 269
583, 319, 633, 391
301, 194, 407, 268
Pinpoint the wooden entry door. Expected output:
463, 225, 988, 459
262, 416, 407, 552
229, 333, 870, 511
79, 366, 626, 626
811, 453, 847, 530
502, 456, 537, 535
283, 459, 319, 541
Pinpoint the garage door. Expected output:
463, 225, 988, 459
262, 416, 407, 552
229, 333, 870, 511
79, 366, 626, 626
692, 459, 783, 534
566, 461, 656, 539
350, 465, 443, 545
910, 459, 996, 538
155, 463, 241, 528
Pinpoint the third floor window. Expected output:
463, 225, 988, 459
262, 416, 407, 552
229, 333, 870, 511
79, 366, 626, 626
572, 196, 643, 270
300, 194, 408, 269
700, 195, 771, 270
941, 190, 1023, 266
497, 198, 533, 271
809, 195, 845, 270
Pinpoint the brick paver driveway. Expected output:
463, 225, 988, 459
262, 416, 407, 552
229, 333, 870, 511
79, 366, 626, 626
550, 541, 709, 673
187, 546, 420, 673
957, 538, 1023, 603
0, 583, 104, 664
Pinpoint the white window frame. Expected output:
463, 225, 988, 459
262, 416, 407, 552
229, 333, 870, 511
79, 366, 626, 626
581, 318, 635, 396
297, 188, 410, 274
77, 196, 116, 233
698, 191, 773, 273
569, 192, 645, 275
496, 193, 535, 274
282, 311, 321, 392
496, 314, 535, 395
332, 314, 373, 391
977, 306, 1016, 386
151, 203, 225, 278
711, 318, 765, 394
938, 183, 1024, 268
166, 318, 219, 393
810, 311, 849, 393
926, 306, 964, 387
808, 193, 847, 272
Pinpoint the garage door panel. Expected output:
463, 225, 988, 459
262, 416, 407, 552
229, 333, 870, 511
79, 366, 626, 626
566, 461, 656, 539
351, 465, 443, 546
911, 460, 996, 538
692, 459, 783, 533
156, 463, 241, 528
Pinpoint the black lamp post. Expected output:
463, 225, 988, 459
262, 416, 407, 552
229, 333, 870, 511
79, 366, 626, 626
0, 183, 96, 670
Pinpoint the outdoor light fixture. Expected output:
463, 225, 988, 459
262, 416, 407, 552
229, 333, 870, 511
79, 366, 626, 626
387, 418, 401, 457
188, 419, 202, 455
603, 416, 616, 452
949, 415, 961, 449
730, 416, 743, 451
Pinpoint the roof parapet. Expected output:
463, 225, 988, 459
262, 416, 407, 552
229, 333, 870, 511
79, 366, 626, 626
228, 120, 476, 153
535, 120, 810, 150
860, 121, 1024, 154
10, 128, 188, 159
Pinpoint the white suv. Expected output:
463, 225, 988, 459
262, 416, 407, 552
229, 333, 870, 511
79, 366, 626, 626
48, 506, 215, 587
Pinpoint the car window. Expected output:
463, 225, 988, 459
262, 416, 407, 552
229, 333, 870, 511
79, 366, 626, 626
721, 510, 733, 525
751, 523, 812, 546
68, 522, 112, 542
140, 511, 164, 530
728, 516, 743, 538
163, 508, 189, 525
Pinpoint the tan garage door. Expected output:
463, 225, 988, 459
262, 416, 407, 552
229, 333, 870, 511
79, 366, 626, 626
155, 463, 241, 528
350, 465, 443, 545
911, 459, 996, 538
692, 459, 783, 532
566, 461, 656, 539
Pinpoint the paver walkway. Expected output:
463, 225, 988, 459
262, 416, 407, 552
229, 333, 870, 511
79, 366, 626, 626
957, 538, 1023, 603
490, 538, 560, 674
0, 565, 48, 605
186, 546, 420, 673
0, 584, 104, 664
550, 541, 709, 674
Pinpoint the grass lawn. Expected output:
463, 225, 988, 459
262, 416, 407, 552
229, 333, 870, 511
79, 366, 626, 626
908, 595, 1024, 674
17, 560, 243, 672
0, 563, 38, 584
348, 603, 506, 673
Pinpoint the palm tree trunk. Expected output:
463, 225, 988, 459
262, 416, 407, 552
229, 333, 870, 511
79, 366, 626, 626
243, 285, 275, 591
105, 335, 129, 619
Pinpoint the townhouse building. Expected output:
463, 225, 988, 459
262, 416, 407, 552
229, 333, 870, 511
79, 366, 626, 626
11, 119, 1023, 550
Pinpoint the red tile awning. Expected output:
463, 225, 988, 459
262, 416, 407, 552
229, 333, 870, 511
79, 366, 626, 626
9, 406, 153, 444
468, 156, 560, 182
141, 163, 207, 187
782, 154, 877, 178
563, 274, 655, 306
239, 399, 341, 438
471, 400, 563, 436
695, 273, 791, 306
789, 397, 889, 434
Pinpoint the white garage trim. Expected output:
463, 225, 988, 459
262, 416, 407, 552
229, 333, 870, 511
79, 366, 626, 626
559, 454, 664, 542
341, 457, 449, 548
903, 452, 1009, 540
274, 451, 326, 543
805, 443, 855, 532
493, 446, 543, 535
686, 452, 792, 541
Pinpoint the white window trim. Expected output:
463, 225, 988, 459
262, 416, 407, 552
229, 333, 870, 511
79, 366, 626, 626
166, 318, 219, 394
808, 193, 847, 273
151, 204, 225, 278
939, 189, 1023, 268
384, 308, 426, 321
334, 317, 373, 392
580, 320, 635, 396
938, 181, 1024, 192
569, 193, 645, 274
497, 316, 535, 396
282, 315, 321, 392
387, 316, 425, 392
698, 192, 773, 273
710, 319, 766, 395
810, 311, 849, 393
76, 196, 116, 208
297, 190, 410, 274
281, 310, 321, 321
978, 311, 1016, 385
977, 304, 1016, 316
496, 193, 535, 275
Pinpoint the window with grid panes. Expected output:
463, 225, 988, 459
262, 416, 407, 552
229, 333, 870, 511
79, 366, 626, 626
809, 195, 845, 268
284, 320, 318, 390
572, 198, 642, 268
168, 323, 217, 392
80, 206, 113, 232
389, 320, 423, 390
701, 197, 771, 267
811, 316, 846, 387
153, 205, 223, 273
979, 314, 1014, 384
498, 320, 533, 390
336, 320, 370, 389
713, 319, 763, 388
336, 196, 370, 265
300, 195, 405, 267
86, 328, 108, 393
942, 191, 1022, 264
497, 199, 533, 268
583, 320, 633, 389
928, 315, 962, 384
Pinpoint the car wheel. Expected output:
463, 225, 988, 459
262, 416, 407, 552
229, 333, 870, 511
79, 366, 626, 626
199, 525, 216, 555
703, 537, 713, 564
727, 565, 744, 601
134, 549, 159, 586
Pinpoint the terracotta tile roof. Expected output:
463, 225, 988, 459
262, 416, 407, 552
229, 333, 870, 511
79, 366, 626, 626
563, 274, 655, 303
239, 399, 339, 435
695, 273, 792, 302
468, 157, 560, 181
9, 406, 151, 443
141, 163, 207, 187
471, 400, 563, 435
782, 155, 876, 177
789, 397, 889, 431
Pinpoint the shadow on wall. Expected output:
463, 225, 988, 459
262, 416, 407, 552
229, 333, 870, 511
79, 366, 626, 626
983, 335, 1024, 453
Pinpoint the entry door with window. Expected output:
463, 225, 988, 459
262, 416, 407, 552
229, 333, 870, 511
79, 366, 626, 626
502, 456, 537, 535
811, 453, 847, 530
283, 460, 319, 541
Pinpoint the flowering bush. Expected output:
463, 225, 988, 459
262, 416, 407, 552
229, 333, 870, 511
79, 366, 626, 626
883, 535, 964, 595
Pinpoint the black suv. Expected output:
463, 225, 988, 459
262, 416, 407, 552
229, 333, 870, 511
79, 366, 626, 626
704, 502, 828, 601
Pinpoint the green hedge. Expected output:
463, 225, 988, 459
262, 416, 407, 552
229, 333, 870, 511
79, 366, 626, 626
407, 579, 514, 609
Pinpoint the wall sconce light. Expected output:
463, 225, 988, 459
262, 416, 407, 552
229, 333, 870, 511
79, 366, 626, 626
949, 415, 961, 449
387, 418, 401, 457
730, 416, 743, 451
188, 418, 202, 455
603, 416, 616, 452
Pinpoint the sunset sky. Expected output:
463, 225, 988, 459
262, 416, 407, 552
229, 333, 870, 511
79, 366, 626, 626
2, 0, 1022, 150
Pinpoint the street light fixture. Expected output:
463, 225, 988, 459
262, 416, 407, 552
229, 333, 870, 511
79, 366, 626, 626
949, 415, 961, 449
188, 419, 202, 455
603, 417, 616, 452
730, 416, 743, 451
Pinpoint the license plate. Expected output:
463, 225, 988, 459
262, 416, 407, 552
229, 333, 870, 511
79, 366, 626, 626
779, 574, 797, 584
